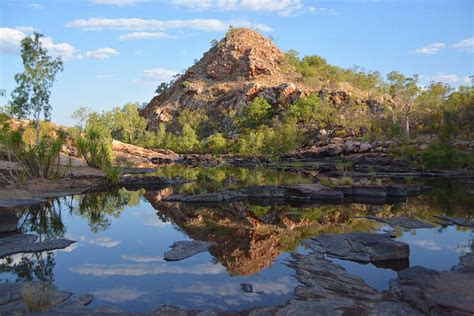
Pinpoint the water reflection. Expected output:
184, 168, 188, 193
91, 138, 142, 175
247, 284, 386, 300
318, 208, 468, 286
0, 175, 472, 312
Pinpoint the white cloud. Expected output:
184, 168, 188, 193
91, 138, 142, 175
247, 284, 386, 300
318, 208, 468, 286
71, 262, 226, 276
412, 42, 445, 54
79, 236, 121, 247
0, 27, 26, 53
119, 31, 176, 41
171, 0, 311, 16
408, 239, 441, 251
83, 47, 119, 60
431, 72, 460, 83
28, 3, 44, 9
451, 37, 474, 53
15, 26, 36, 33
91, 288, 147, 303
65, 17, 273, 32
89, 0, 144, 6
0, 27, 76, 60
121, 254, 164, 262
136, 67, 178, 84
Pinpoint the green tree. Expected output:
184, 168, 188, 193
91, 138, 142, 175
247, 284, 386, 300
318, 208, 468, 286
242, 97, 273, 129
10, 32, 64, 145
204, 133, 227, 154
386, 71, 420, 138
71, 107, 91, 132
112, 103, 148, 144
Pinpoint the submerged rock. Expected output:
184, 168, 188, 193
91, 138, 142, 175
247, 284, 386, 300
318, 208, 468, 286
164, 240, 213, 261
308, 232, 409, 263
0, 234, 75, 258
363, 216, 433, 229
0, 211, 19, 233
165, 191, 245, 203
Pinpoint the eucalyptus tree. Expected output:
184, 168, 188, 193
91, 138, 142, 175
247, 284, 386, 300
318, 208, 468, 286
10, 32, 64, 145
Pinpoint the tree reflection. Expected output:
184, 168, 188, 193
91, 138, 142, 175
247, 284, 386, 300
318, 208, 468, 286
0, 252, 55, 283
18, 199, 65, 240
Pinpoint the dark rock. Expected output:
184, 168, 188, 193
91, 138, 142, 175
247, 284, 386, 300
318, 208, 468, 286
389, 266, 474, 315
120, 175, 190, 188
0, 234, 75, 258
0, 198, 46, 209
334, 185, 353, 196
244, 185, 286, 198
433, 215, 474, 228
0, 211, 18, 233
165, 191, 245, 203
164, 240, 213, 261
311, 233, 409, 263
363, 216, 433, 229
283, 183, 344, 201
352, 185, 387, 197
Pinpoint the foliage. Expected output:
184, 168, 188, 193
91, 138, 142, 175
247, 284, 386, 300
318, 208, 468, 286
155, 82, 169, 95
75, 126, 113, 170
10, 32, 64, 145
71, 107, 91, 132
21, 283, 55, 312
203, 133, 227, 154
240, 97, 273, 129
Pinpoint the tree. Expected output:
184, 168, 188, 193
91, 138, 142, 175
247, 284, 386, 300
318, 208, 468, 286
242, 97, 273, 129
112, 103, 148, 144
10, 32, 64, 145
155, 82, 169, 95
386, 71, 420, 138
71, 107, 91, 132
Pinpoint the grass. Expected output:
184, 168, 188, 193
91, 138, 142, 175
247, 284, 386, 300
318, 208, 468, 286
21, 283, 55, 313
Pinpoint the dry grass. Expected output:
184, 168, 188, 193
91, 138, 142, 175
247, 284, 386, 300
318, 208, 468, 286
21, 283, 55, 313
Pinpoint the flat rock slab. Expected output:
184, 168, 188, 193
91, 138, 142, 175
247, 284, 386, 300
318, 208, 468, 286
352, 185, 387, 197
164, 240, 212, 261
283, 183, 344, 200
0, 234, 75, 258
390, 266, 474, 315
310, 232, 409, 263
165, 191, 245, 203
0, 212, 19, 233
363, 216, 433, 229
0, 198, 46, 209
433, 215, 474, 228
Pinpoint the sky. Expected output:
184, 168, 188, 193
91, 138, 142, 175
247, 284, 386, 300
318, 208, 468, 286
0, 0, 473, 126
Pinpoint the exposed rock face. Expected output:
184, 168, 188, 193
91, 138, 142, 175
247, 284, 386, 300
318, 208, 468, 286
433, 215, 474, 228
142, 28, 373, 134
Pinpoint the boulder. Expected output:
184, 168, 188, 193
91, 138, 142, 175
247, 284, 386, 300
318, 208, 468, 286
0, 211, 18, 233
433, 215, 474, 228
244, 185, 286, 198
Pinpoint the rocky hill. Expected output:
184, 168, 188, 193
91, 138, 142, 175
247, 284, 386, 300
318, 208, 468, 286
141, 27, 389, 138
140, 29, 310, 133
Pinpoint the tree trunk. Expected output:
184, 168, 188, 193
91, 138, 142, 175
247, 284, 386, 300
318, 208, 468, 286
405, 115, 410, 139
35, 108, 41, 145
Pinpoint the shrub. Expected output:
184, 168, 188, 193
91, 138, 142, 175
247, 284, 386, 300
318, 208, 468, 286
203, 133, 227, 154
21, 283, 55, 312
241, 97, 273, 129
76, 126, 113, 169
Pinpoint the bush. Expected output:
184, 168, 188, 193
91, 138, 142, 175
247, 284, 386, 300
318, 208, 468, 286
21, 283, 55, 312
203, 133, 227, 154
0, 118, 67, 180
241, 97, 273, 129
76, 126, 113, 169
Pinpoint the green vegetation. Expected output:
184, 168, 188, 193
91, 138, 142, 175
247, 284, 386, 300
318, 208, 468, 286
21, 283, 55, 312
9, 32, 63, 145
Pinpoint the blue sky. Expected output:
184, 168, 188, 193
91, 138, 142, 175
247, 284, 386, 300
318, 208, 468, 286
1, 0, 473, 126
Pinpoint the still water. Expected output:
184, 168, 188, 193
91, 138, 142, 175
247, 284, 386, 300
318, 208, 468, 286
1, 166, 473, 312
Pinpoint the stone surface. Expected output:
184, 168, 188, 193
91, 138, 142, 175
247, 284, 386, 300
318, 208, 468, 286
363, 216, 433, 229
120, 175, 190, 189
165, 191, 245, 203
433, 215, 474, 228
244, 185, 286, 198
352, 185, 387, 197
0, 234, 75, 258
164, 240, 213, 261
390, 266, 474, 315
310, 232, 409, 263
283, 183, 344, 200
0, 211, 18, 232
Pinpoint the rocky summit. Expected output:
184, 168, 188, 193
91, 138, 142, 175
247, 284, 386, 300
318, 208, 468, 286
141, 28, 379, 135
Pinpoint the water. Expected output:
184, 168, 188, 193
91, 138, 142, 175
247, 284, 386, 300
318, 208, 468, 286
1, 166, 473, 312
